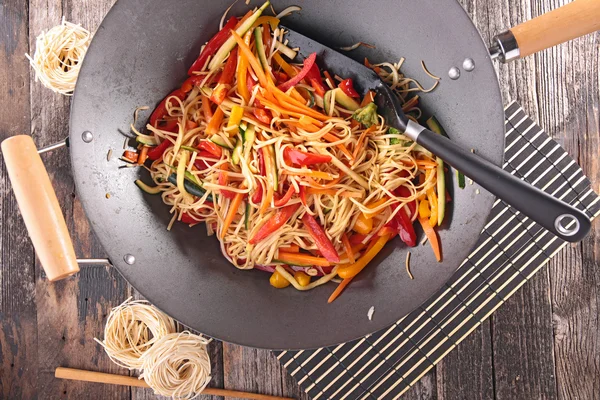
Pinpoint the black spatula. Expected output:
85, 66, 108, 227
284, 27, 590, 242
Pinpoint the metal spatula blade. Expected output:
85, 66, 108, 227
284, 27, 591, 242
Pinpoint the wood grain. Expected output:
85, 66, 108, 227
0, 0, 38, 399
0, 0, 598, 399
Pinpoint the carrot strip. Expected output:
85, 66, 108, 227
352, 126, 376, 159
360, 90, 375, 107
231, 30, 268, 87
201, 95, 213, 121
341, 233, 355, 264
220, 191, 245, 240
322, 132, 354, 161
206, 106, 224, 135
289, 87, 306, 104
304, 176, 342, 189
137, 146, 149, 165
234, 10, 253, 28
237, 53, 250, 104
270, 83, 329, 121
277, 252, 331, 267
284, 170, 335, 180
328, 277, 353, 303
419, 217, 441, 262
306, 188, 362, 197
279, 244, 300, 253
283, 120, 320, 133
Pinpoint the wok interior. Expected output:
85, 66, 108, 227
69, 0, 504, 349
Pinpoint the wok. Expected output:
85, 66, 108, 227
3, 0, 598, 350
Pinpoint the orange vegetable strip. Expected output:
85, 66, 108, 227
277, 252, 331, 267
305, 188, 362, 197
337, 234, 391, 279
231, 30, 268, 87
298, 115, 324, 127
328, 277, 353, 304
201, 95, 213, 121
206, 106, 224, 135
220, 191, 245, 240
137, 146, 149, 165
363, 197, 388, 218
360, 90, 375, 107
273, 53, 297, 77
279, 244, 300, 253
270, 83, 329, 121
352, 125, 376, 159
419, 217, 441, 262
289, 87, 306, 103
341, 233, 355, 264
237, 53, 250, 103
284, 170, 335, 180
322, 132, 354, 161
283, 120, 320, 133
304, 176, 342, 189
234, 10, 253, 29
251, 16, 280, 30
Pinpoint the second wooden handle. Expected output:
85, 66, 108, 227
1, 135, 79, 281
511, 0, 600, 58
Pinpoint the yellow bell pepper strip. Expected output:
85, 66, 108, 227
419, 199, 430, 219
426, 187, 438, 228
328, 277, 353, 303
293, 271, 311, 287
419, 216, 442, 262
250, 203, 299, 244
206, 106, 224, 135
227, 105, 244, 128
363, 197, 388, 219
220, 189, 246, 240
273, 53, 297, 78
353, 212, 373, 235
251, 16, 280, 30
277, 252, 331, 267
337, 234, 391, 279
231, 29, 268, 87
270, 270, 290, 288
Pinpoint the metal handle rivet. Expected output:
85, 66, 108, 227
82, 131, 94, 143
123, 254, 136, 265
448, 67, 460, 80
463, 58, 475, 71
554, 214, 580, 236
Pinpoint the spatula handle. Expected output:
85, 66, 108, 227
491, 0, 600, 62
407, 122, 591, 242
1, 135, 79, 280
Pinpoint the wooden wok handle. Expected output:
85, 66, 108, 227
1, 135, 79, 281
511, 0, 600, 57
55, 367, 295, 400
492, 0, 600, 62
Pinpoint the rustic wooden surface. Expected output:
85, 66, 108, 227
0, 0, 598, 399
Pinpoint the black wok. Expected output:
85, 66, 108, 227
3, 0, 598, 349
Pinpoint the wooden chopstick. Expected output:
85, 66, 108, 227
55, 367, 294, 400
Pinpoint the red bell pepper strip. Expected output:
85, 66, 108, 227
249, 204, 300, 244
298, 185, 307, 206
218, 170, 236, 199
273, 185, 296, 207
181, 72, 222, 94
338, 78, 360, 98
305, 62, 326, 96
181, 213, 201, 224
193, 151, 218, 169
394, 186, 417, 218
278, 52, 318, 92
188, 17, 238, 75
149, 89, 187, 132
301, 213, 340, 263
273, 70, 289, 84
382, 204, 417, 247
252, 181, 263, 203
146, 139, 172, 161
210, 47, 238, 104
349, 233, 368, 246
253, 108, 272, 124
258, 149, 266, 176
197, 140, 222, 157
284, 147, 331, 167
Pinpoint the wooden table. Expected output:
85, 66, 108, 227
1, 0, 598, 399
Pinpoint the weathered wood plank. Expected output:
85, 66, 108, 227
28, 1, 128, 399
402, 370, 437, 400
0, 1, 38, 399
436, 321, 494, 400
532, 2, 600, 396
222, 343, 310, 400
